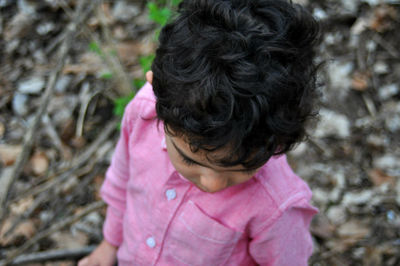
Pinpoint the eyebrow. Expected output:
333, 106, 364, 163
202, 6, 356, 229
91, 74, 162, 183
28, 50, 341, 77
170, 139, 254, 172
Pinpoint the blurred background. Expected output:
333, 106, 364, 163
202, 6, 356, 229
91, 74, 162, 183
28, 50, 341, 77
0, 0, 399, 265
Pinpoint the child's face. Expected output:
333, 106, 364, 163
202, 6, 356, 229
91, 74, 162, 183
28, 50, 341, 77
165, 133, 260, 193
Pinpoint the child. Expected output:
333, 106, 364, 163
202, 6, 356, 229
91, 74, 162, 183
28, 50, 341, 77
79, 0, 320, 265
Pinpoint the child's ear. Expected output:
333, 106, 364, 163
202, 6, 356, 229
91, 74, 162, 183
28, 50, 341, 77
146, 71, 153, 85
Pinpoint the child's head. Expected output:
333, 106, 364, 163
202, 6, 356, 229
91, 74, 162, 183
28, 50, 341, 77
152, 0, 320, 173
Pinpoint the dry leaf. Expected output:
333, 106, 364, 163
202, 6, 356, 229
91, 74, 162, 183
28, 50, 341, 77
30, 151, 49, 176
369, 5, 397, 33
63, 53, 106, 75
50, 231, 88, 249
0, 218, 36, 246
0, 144, 22, 166
368, 169, 395, 186
10, 196, 34, 215
351, 71, 370, 91
337, 220, 370, 240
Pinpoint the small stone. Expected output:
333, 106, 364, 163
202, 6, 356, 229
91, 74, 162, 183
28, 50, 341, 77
327, 61, 353, 99
381, 102, 400, 132
30, 151, 49, 176
36, 22, 55, 35
374, 154, 400, 171
12, 93, 29, 116
288, 142, 307, 157
341, 0, 358, 13
314, 109, 351, 139
378, 84, 398, 101
361, 0, 380, 5
312, 188, 330, 205
366, 40, 377, 52
84, 212, 102, 227
112, 1, 140, 22
327, 205, 347, 225
313, 8, 327, 20
337, 220, 370, 239
55, 75, 72, 93
18, 76, 45, 94
366, 135, 388, 150
342, 190, 374, 207
373, 61, 390, 75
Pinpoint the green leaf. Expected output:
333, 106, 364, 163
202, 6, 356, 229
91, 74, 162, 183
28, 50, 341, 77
88, 41, 102, 55
100, 72, 113, 80
139, 54, 155, 74
148, 2, 171, 26
113, 93, 135, 117
133, 79, 146, 90
171, 0, 181, 6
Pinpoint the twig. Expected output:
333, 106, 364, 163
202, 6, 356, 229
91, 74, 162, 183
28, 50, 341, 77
76, 82, 91, 137
361, 94, 377, 117
8, 246, 96, 265
58, 0, 134, 96
12, 117, 117, 202
1, 201, 106, 266
372, 33, 400, 59
97, 1, 134, 96
42, 114, 64, 152
0, 0, 98, 229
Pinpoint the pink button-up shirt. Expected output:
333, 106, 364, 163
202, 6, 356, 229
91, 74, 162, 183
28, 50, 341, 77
100, 83, 318, 266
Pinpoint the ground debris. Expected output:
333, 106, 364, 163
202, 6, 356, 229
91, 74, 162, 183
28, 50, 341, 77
0, 0, 399, 265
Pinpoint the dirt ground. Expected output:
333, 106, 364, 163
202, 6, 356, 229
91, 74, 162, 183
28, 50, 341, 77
0, 0, 399, 265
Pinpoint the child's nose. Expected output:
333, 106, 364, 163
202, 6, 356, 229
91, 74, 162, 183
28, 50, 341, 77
199, 168, 227, 192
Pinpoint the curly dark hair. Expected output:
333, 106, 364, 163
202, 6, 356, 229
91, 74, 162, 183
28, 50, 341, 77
152, 0, 320, 169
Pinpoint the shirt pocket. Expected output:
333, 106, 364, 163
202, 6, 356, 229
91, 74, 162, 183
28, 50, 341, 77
164, 200, 242, 265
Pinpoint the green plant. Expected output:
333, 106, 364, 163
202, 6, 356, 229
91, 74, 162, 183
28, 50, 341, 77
91, 1, 182, 124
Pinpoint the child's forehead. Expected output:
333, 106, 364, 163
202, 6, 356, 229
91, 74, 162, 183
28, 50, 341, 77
170, 134, 251, 170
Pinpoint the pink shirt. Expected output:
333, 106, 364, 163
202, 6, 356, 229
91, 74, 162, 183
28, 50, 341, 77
101, 83, 318, 266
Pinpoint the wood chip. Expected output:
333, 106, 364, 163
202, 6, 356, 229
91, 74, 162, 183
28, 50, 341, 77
0, 144, 22, 166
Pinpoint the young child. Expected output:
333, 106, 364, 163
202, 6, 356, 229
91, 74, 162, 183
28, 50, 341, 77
79, 0, 320, 265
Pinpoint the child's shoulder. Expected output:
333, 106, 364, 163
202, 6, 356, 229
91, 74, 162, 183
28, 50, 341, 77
254, 155, 312, 207
124, 82, 156, 120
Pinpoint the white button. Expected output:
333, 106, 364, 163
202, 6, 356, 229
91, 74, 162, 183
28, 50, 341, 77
146, 237, 156, 248
165, 189, 176, 200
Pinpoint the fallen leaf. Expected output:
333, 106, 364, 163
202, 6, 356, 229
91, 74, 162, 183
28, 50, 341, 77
10, 196, 34, 215
0, 218, 36, 246
369, 5, 397, 33
0, 144, 22, 166
337, 220, 370, 240
63, 53, 107, 75
368, 169, 395, 186
351, 71, 370, 91
50, 231, 88, 249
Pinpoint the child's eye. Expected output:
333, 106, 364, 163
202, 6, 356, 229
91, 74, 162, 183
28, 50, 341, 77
181, 156, 196, 166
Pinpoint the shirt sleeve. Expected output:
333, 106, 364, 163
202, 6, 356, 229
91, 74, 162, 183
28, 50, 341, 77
249, 198, 318, 266
100, 98, 137, 246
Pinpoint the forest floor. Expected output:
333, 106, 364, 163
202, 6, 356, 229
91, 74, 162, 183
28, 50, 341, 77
0, 0, 399, 265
